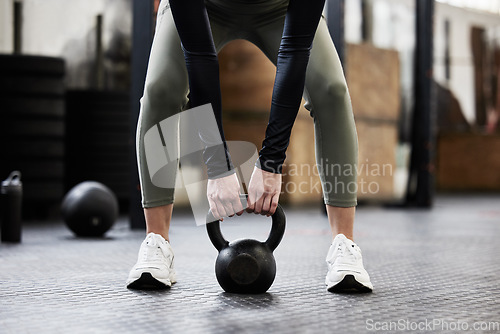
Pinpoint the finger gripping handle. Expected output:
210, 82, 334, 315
205, 194, 248, 223
206, 195, 247, 251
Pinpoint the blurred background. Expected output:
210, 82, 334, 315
0, 0, 499, 225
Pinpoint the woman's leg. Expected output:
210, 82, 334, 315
305, 18, 358, 209
305, 19, 358, 240
137, 1, 237, 239
253, 16, 371, 292
128, 0, 237, 290
252, 16, 358, 240
136, 1, 189, 239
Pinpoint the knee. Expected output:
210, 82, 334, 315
324, 79, 349, 102
308, 78, 352, 122
143, 80, 185, 110
142, 81, 162, 107
142, 71, 188, 112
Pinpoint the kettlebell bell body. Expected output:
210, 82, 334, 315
207, 201, 286, 294
215, 239, 276, 293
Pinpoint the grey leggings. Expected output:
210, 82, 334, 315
137, 0, 358, 208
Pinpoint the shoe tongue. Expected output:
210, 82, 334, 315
146, 233, 161, 247
343, 238, 354, 247
333, 235, 359, 257
333, 233, 347, 245
343, 240, 360, 260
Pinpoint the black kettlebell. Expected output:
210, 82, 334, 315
206, 195, 286, 294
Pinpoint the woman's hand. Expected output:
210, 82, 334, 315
247, 166, 282, 216
207, 173, 244, 220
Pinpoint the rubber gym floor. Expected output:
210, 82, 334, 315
1, 194, 499, 334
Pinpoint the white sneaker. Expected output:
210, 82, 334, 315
126, 233, 177, 289
325, 234, 373, 293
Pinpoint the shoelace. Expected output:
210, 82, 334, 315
340, 241, 361, 261
328, 239, 360, 265
142, 234, 171, 262
145, 234, 159, 247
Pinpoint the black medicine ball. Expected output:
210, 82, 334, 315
61, 181, 118, 237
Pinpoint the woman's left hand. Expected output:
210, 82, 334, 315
246, 166, 282, 216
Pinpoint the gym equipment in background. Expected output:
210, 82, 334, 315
1, 171, 23, 243
0, 55, 66, 218
206, 198, 286, 294
61, 181, 118, 237
65, 90, 130, 204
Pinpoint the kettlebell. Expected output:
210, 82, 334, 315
206, 195, 286, 294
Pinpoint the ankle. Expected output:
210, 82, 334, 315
326, 205, 355, 242
147, 230, 169, 242
333, 232, 353, 242
143, 205, 173, 242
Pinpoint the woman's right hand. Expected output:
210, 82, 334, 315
207, 172, 244, 220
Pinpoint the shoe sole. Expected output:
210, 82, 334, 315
327, 274, 372, 293
127, 272, 172, 290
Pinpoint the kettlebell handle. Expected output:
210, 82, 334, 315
206, 194, 286, 252
265, 204, 286, 251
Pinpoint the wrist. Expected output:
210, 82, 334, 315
255, 158, 282, 174
207, 169, 236, 180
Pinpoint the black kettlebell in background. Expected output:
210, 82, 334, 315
206, 196, 286, 294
